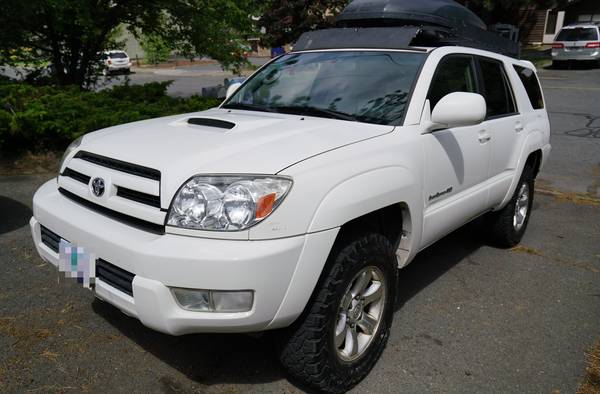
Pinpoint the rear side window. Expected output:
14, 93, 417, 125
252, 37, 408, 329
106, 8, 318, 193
556, 27, 599, 41
427, 55, 477, 110
478, 58, 516, 118
108, 52, 128, 59
513, 65, 544, 110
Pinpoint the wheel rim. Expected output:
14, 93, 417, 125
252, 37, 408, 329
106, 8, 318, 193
334, 266, 386, 362
513, 183, 530, 232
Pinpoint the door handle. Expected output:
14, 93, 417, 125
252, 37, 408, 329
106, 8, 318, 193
478, 130, 492, 143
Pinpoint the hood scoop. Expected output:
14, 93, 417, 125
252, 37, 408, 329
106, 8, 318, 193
187, 117, 236, 130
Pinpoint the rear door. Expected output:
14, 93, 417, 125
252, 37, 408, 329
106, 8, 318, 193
474, 56, 520, 206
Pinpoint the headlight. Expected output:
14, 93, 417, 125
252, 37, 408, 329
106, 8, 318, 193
58, 136, 83, 174
167, 175, 292, 231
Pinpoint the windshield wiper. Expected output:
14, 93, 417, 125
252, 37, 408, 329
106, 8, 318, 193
222, 102, 276, 113
272, 106, 359, 122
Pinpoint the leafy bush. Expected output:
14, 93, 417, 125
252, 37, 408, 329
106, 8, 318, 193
0, 81, 220, 152
139, 33, 172, 65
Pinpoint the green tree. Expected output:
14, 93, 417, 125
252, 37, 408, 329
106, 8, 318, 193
260, 0, 350, 47
139, 33, 172, 65
0, 0, 259, 87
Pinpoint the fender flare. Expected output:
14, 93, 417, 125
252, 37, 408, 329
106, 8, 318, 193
308, 166, 422, 256
498, 129, 544, 208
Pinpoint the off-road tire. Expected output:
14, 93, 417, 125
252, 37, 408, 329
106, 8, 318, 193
279, 233, 397, 393
487, 164, 535, 248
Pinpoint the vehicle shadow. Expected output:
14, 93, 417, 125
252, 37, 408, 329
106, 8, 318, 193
0, 196, 32, 235
395, 217, 489, 311
92, 299, 286, 386
545, 61, 600, 70
92, 217, 492, 389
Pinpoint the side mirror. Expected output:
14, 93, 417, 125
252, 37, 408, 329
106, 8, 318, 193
425, 92, 487, 132
225, 82, 242, 100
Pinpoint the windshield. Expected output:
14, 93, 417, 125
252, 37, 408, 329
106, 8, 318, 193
556, 27, 598, 41
223, 51, 425, 125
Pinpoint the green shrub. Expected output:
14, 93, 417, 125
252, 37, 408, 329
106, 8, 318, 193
0, 81, 220, 152
139, 34, 172, 65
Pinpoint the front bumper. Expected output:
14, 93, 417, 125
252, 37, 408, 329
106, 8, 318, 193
31, 180, 337, 335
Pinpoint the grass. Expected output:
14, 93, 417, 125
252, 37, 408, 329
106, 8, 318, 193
579, 337, 600, 394
0, 151, 60, 175
521, 45, 552, 69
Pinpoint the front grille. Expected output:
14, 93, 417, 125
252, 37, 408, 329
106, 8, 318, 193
116, 186, 161, 208
62, 168, 91, 184
74, 151, 161, 181
59, 188, 165, 235
40, 225, 61, 253
96, 259, 135, 296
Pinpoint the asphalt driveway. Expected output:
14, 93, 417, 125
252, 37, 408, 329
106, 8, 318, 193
0, 65, 599, 393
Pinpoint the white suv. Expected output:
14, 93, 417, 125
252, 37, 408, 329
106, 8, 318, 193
101, 50, 132, 75
30, 2, 551, 393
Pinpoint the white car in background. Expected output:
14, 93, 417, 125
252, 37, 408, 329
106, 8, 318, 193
101, 50, 132, 75
552, 23, 600, 67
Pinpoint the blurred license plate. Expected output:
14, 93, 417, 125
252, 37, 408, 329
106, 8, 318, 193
58, 240, 96, 289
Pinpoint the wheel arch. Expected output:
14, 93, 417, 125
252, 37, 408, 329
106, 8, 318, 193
307, 166, 421, 266
498, 130, 546, 208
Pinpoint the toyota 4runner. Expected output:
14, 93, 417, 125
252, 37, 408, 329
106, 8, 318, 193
30, 0, 551, 392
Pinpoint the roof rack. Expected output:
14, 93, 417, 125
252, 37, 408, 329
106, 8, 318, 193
294, 0, 520, 59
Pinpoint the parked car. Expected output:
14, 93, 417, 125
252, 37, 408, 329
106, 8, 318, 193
101, 50, 132, 75
552, 23, 600, 67
30, 0, 550, 392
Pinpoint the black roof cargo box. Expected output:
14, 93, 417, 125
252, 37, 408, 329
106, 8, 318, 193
336, 0, 486, 30
294, 0, 520, 58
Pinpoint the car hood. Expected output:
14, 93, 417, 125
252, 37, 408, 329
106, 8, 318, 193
78, 108, 394, 195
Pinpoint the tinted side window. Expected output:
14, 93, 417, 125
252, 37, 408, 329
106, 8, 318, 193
513, 65, 544, 110
478, 59, 516, 118
427, 56, 477, 110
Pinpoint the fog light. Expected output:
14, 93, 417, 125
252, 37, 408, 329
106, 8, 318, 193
172, 288, 211, 311
212, 291, 253, 312
171, 288, 253, 313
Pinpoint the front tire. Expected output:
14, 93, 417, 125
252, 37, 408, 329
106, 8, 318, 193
487, 165, 535, 248
279, 233, 397, 393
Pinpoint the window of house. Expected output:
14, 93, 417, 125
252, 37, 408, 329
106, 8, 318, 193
546, 11, 558, 35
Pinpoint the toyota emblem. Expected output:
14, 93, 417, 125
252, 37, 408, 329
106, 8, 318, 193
91, 177, 105, 197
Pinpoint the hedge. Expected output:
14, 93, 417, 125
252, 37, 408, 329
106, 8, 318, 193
0, 80, 221, 152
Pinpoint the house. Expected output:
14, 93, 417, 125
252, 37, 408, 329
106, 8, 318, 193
521, 0, 600, 45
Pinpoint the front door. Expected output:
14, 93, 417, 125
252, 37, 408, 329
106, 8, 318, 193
421, 55, 491, 248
